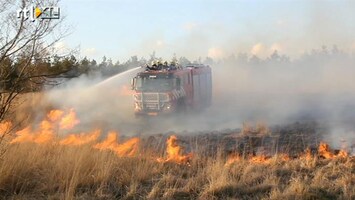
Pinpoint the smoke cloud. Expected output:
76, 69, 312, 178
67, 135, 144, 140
23, 48, 352, 153
13, 1, 355, 152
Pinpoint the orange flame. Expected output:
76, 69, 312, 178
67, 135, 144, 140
9, 127, 34, 144
114, 137, 140, 156
10, 123, 54, 144
225, 154, 241, 166
278, 153, 290, 161
94, 131, 118, 149
47, 109, 64, 122
0, 121, 12, 137
226, 153, 290, 166
94, 132, 140, 157
337, 149, 348, 158
157, 135, 193, 164
318, 142, 335, 159
300, 147, 313, 160
59, 109, 80, 130
250, 155, 270, 164
9, 109, 78, 144
60, 130, 101, 146
7, 109, 142, 157
318, 142, 349, 159
36, 120, 55, 143
7, 108, 351, 164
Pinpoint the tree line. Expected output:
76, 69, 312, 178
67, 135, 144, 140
2, 45, 354, 92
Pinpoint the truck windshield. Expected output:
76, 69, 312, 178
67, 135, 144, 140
135, 76, 175, 91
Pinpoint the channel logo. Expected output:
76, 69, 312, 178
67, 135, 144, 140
17, 5, 60, 22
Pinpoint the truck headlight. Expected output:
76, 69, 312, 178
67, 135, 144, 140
135, 102, 142, 110
163, 102, 172, 110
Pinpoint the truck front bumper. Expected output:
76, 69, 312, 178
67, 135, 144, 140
134, 102, 175, 115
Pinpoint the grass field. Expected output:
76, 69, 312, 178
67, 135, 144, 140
0, 139, 354, 200
0, 109, 354, 200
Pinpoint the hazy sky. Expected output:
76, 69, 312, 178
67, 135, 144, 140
58, 0, 355, 61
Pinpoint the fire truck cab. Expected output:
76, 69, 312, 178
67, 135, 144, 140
131, 63, 212, 115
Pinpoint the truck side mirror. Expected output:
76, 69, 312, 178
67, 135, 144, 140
131, 77, 136, 90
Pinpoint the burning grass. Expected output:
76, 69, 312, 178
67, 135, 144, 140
0, 142, 353, 199
0, 110, 354, 199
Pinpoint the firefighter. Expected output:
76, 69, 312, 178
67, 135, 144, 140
146, 63, 154, 71
170, 60, 177, 70
150, 60, 157, 70
156, 60, 163, 70
145, 64, 150, 70
163, 61, 169, 70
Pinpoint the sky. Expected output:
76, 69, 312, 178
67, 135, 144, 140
58, 0, 355, 62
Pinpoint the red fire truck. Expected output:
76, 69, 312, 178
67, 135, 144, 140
131, 63, 212, 115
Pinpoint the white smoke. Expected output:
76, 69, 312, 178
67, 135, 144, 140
18, 0, 355, 151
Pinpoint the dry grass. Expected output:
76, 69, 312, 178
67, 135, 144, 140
0, 142, 353, 200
